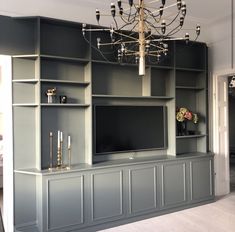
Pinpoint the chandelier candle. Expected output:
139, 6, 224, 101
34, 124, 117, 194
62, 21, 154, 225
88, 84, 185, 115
82, 0, 201, 76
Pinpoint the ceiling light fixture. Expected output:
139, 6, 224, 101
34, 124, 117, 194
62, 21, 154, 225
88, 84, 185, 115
82, 0, 200, 76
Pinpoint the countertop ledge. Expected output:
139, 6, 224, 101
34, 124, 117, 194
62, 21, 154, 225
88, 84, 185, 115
14, 152, 214, 176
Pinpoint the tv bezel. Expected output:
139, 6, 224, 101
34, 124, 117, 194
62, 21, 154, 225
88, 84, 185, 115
93, 104, 168, 155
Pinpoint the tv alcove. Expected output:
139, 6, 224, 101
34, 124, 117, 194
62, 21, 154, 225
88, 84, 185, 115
0, 15, 214, 232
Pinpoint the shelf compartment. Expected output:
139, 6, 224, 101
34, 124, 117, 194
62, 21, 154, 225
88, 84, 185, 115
176, 70, 206, 89
41, 83, 87, 104
175, 41, 206, 70
40, 57, 89, 83
40, 19, 89, 59
41, 107, 87, 169
13, 106, 37, 169
12, 56, 38, 80
13, 82, 37, 104
92, 63, 142, 96
151, 68, 174, 97
176, 135, 207, 154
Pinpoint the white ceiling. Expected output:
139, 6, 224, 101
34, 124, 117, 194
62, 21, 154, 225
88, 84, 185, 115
0, 0, 231, 43
0, 0, 229, 25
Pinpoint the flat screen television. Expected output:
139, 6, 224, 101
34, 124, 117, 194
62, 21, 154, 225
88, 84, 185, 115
93, 105, 167, 155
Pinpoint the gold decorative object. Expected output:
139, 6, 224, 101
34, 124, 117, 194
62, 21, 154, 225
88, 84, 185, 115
57, 130, 62, 168
46, 87, 57, 103
67, 135, 71, 170
82, 0, 201, 76
48, 132, 53, 170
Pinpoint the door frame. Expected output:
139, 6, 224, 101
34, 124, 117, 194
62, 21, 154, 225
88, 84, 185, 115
212, 68, 235, 196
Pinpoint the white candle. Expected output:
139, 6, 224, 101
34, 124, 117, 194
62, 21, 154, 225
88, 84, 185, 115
68, 135, 71, 149
60, 131, 63, 142
57, 130, 60, 148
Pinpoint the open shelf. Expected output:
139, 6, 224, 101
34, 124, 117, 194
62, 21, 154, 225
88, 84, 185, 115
40, 79, 90, 86
176, 134, 206, 139
40, 103, 90, 107
92, 94, 173, 100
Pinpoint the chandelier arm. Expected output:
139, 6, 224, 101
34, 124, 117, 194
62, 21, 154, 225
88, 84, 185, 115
119, 12, 138, 26
144, 19, 162, 35
149, 43, 166, 51
165, 11, 181, 27
83, 34, 113, 62
112, 17, 119, 30
166, 25, 182, 37
100, 40, 138, 47
113, 30, 138, 41
151, 2, 178, 15
118, 17, 139, 31
144, 8, 160, 19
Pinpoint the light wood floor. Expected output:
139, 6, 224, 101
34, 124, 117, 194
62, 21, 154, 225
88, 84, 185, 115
100, 193, 235, 232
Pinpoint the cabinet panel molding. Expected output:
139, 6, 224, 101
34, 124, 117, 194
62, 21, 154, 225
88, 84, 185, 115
91, 170, 123, 222
128, 166, 157, 215
46, 175, 84, 231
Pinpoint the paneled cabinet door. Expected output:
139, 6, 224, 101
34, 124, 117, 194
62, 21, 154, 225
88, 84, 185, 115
190, 158, 214, 203
160, 161, 188, 208
44, 174, 85, 232
128, 165, 158, 216
90, 169, 124, 224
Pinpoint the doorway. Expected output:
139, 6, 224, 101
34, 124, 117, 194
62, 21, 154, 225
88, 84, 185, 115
212, 69, 235, 196
228, 76, 235, 192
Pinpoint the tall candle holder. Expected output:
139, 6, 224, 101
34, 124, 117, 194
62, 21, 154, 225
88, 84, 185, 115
57, 130, 62, 168
67, 135, 71, 170
48, 132, 53, 170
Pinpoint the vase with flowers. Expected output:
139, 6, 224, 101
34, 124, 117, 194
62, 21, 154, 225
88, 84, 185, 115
176, 107, 198, 136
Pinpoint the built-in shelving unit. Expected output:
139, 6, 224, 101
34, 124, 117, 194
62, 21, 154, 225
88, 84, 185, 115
8, 15, 212, 232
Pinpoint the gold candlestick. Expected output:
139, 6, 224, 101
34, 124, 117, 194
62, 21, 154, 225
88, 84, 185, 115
67, 135, 71, 170
48, 132, 53, 170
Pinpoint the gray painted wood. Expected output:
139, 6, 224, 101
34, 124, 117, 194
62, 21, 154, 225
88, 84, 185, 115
161, 162, 187, 207
128, 166, 157, 214
190, 158, 213, 202
46, 175, 84, 230
91, 170, 123, 222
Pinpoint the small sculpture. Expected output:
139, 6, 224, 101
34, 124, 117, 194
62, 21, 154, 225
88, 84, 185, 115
46, 87, 57, 103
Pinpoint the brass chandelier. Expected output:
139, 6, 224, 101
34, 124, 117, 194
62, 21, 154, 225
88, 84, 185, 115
82, 0, 200, 76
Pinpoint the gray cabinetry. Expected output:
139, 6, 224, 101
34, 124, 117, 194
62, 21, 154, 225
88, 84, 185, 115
7, 15, 213, 232
190, 157, 214, 203
16, 154, 213, 232
90, 169, 124, 223
161, 161, 187, 208
128, 165, 157, 215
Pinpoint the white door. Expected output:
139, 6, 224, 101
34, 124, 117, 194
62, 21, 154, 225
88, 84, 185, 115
213, 75, 230, 195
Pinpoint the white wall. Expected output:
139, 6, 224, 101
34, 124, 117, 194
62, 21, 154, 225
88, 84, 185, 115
0, 66, 3, 135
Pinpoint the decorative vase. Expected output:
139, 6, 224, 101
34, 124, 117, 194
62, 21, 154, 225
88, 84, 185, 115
177, 121, 188, 136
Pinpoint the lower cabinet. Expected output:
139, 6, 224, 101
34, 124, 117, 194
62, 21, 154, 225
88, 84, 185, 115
36, 155, 214, 232
128, 165, 158, 215
161, 161, 187, 208
90, 169, 124, 223
41, 174, 86, 232
190, 158, 214, 203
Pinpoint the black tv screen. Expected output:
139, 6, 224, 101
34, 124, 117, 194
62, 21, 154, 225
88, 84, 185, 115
93, 105, 167, 155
